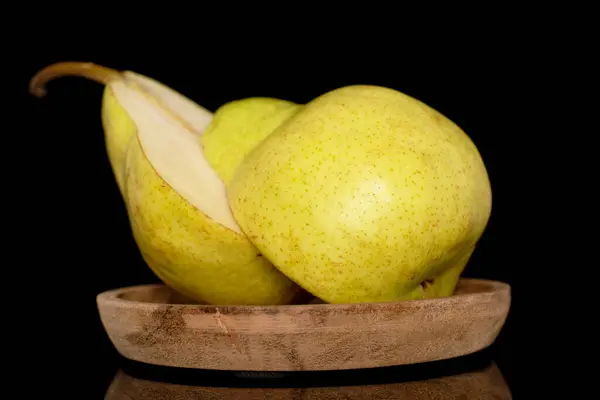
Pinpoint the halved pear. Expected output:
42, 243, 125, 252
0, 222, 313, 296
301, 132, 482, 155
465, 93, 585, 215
29, 62, 301, 305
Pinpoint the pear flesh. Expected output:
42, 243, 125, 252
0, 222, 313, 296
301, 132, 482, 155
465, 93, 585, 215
122, 71, 214, 135
228, 85, 492, 304
30, 63, 300, 305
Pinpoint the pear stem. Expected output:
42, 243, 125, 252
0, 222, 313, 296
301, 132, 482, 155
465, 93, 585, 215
29, 62, 122, 98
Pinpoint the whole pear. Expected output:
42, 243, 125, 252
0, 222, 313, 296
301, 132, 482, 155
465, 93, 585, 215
29, 62, 301, 305
228, 85, 492, 304
200, 97, 301, 184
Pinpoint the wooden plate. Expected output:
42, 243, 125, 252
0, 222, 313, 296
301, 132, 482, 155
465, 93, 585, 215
96, 278, 510, 371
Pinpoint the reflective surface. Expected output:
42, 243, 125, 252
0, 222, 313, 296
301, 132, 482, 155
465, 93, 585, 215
102, 349, 511, 399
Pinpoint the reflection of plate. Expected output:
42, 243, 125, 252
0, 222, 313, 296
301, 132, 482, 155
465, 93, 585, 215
105, 361, 512, 399
97, 278, 510, 371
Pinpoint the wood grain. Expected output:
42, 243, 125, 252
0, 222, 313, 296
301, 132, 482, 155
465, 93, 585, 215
97, 278, 510, 371
104, 362, 512, 399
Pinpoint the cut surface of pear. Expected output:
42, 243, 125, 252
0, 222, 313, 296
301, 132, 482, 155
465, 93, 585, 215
200, 97, 302, 185
110, 79, 240, 232
228, 84, 492, 304
30, 62, 300, 305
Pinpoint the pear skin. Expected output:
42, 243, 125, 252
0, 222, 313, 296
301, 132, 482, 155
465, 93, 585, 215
228, 85, 492, 304
101, 85, 136, 193
200, 97, 302, 185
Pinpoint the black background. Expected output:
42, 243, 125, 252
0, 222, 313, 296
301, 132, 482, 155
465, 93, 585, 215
21, 39, 522, 397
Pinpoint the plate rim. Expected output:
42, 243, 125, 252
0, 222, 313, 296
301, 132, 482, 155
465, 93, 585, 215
97, 277, 511, 312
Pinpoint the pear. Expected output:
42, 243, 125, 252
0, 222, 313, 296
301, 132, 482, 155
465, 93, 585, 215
29, 62, 301, 305
228, 85, 492, 304
200, 97, 302, 184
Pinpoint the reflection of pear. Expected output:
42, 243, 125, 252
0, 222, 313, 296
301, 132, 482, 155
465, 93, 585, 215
200, 97, 302, 184
104, 362, 511, 399
29, 62, 300, 305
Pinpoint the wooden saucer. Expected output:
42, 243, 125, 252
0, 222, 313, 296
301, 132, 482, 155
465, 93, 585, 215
96, 278, 510, 371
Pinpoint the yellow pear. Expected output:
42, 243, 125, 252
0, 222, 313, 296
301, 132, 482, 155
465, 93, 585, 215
29, 62, 301, 305
200, 97, 301, 184
228, 85, 492, 304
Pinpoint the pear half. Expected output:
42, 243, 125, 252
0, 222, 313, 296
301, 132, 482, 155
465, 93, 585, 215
228, 85, 492, 304
29, 62, 300, 305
